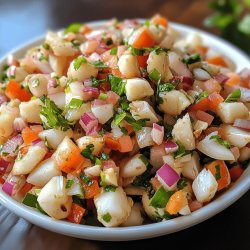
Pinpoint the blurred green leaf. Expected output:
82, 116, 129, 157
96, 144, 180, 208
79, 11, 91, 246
238, 14, 250, 35
204, 13, 234, 28
244, 0, 250, 7
209, 0, 242, 15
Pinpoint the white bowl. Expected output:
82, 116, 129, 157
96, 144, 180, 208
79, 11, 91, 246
0, 21, 250, 241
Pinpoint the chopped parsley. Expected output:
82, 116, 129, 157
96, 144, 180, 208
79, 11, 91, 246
133, 164, 152, 188
40, 96, 72, 131
104, 185, 117, 192
66, 98, 84, 109
66, 179, 74, 189
90, 60, 108, 69
119, 96, 130, 111
195, 91, 209, 102
32, 79, 40, 88
42, 43, 50, 50
73, 56, 87, 70
114, 111, 126, 125
124, 113, 147, 132
215, 165, 221, 180
22, 193, 38, 208
64, 23, 82, 34
38, 54, 47, 61
182, 53, 201, 64
173, 140, 189, 159
102, 212, 112, 223
157, 82, 175, 104
98, 129, 105, 136
95, 157, 102, 165
210, 134, 231, 149
81, 144, 95, 161
224, 89, 241, 103
80, 173, 94, 186
108, 74, 126, 96
91, 77, 107, 88
177, 177, 188, 190
164, 124, 173, 140
110, 47, 118, 55
149, 68, 161, 82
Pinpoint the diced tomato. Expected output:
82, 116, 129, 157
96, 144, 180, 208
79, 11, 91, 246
5, 80, 32, 102
104, 136, 120, 150
196, 110, 214, 125
82, 179, 100, 199
22, 126, 42, 145
206, 56, 227, 67
225, 73, 241, 87
208, 92, 224, 109
0, 176, 5, 184
137, 55, 149, 68
67, 203, 86, 224
132, 27, 155, 49
189, 200, 203, 212
195, 45, 208, 55
206, 160, 231, 191
151, 14, 168, 27
106, 91, 120, 105
52, 137, 85, 173
118, 135, 134, 152
111, 68, 123, 77
19, 182, 33, 197
79, 25, 92, 35
229, 165, 244, 182
189, 97, 210, 112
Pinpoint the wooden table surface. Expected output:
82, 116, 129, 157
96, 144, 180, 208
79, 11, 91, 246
0, 0, 249, 249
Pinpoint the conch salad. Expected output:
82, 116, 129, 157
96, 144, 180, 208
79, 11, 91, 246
0, 14, 249, 227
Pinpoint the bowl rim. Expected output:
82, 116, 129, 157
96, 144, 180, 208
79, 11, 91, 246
0, 20, 250, 241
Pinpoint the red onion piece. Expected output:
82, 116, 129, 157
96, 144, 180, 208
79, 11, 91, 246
1, 135, 23, 157
2, 181, 14, 196
233, 119, 250, 130
0, 93, 8, 105
214, 73, 229, 84
48, 79, 57, 88
6, 65, 16, 78
156, 163, 180, 187
165, 140, 178, 154
102, 160, 117, 170
13, 117, 27, 132
82, 86, 99, 101
80, 112, 99, 134
2, 175, 25, 196
0, 159, 10, 175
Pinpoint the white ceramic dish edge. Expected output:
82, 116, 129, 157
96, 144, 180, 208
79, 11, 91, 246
0, 21, 249, 241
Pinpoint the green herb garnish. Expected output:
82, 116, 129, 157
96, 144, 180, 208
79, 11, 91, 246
73, 56, 87, 70
80, 173, 94, 186
210, 134, 231, 149
90, 60, 108, 69
149, 187, 174, 208
114, 111, 126, 125
215, 164, 221, 180
108, 74, 126, 96
157, 82, 175, 104
66, 179, 74, 189
81, 144, 95, 161
104, 185, 117, 192
173, 140, 189, 159
195, 91, 209, 102
110, 47, 118, 55
102, 212, 112, 222
182, 54, 201, 64
40, 96, 72, 131
149, 68, 161, 82
100, 153, 109, 160
22, 193, 38, 208
66, 98, 84, 109
224, 89, 241, 102
177, 177, 188, 190
64, 23, 82, 34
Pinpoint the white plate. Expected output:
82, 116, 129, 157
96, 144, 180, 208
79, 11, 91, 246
0, 21, 250, 241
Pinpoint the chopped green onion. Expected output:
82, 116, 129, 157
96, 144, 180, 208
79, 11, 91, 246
22, 193, 38, 208
173, 140, 189, 159
182, 54, 201, 64
195, 91, 209, 102
110, 47, 118, 55
73, 56, 87, 70
108, 74, 126, 96
149, 68, 161, 82
80, 173, 94, 186
114, 111, 126, 125
81, 144, 95, 161
224, 89, 241, 103
177, 177, 188, 190
66, 98, 84, 109
64, 23, 82, 34
104, 185, 117, 192
90, 60, 108, 69
66, 179, 74, 189
139, 154, 149, 166
149, 187, 174, 208
99, 93, 108, 100
215, 165, 221, 180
